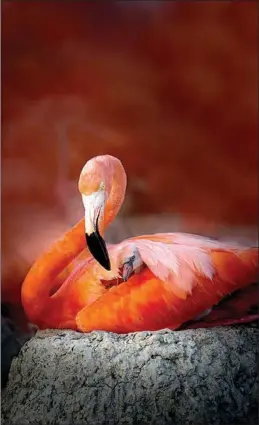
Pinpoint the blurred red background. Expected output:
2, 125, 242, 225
2, 1, 258, 304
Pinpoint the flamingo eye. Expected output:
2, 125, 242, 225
123, 255, 135, 266
99, 182, 105, 191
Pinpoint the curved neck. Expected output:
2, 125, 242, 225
21, 218, 87, 322
22, 156, 127, 323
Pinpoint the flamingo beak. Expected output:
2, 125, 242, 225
85, 214, 111, 271
82, 193, 111, 271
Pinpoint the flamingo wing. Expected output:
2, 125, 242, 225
133, 238, 215, 298
76, 235, 258, 333
134, 237, 258, 306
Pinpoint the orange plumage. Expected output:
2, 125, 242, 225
21, 155, 258, 332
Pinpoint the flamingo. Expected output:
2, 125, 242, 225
21, 155, 258, 332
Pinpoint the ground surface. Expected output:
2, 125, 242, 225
2, 327, 258, 425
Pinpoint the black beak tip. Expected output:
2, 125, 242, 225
100, 257, 111, 271
86, 232, 111, 271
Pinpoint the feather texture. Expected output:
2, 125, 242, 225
21, 156, 258, 332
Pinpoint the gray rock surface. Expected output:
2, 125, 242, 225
2, 327, 258, 425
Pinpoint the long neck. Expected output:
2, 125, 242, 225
21, 218, 87, 322
21, 156, 127, 323
103, 155, 127, 232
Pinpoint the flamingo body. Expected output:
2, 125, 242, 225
21, 155, 258, 333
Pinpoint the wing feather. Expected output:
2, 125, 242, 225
110, 233, 257, 300
133, 239, 215, 296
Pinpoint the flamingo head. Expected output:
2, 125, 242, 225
78, 158, 112, 271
